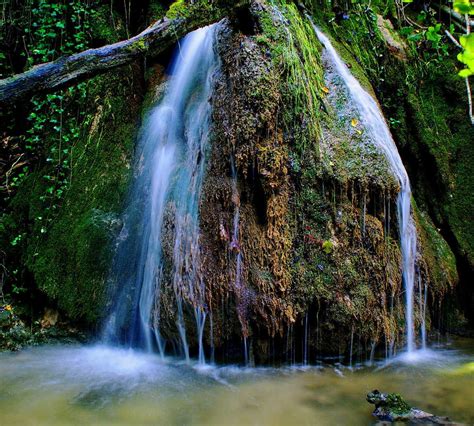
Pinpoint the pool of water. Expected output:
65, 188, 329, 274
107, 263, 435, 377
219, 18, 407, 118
0, 339, 473, 425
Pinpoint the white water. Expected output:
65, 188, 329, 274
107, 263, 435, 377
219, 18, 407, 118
418, 275, 428, 349
103, 25, 219, 360
230, 155, 252, 364
1, 341, 472, 425
313, 26, 419, 353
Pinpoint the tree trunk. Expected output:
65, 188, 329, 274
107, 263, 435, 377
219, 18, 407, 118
0, 1, 248, 104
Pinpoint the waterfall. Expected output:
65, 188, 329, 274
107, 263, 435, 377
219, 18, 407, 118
103, 24, 220, 360
312, 26, 419, 353
418, 275, 428, 349
230, 155, 251, 359
303, 312, 309, 365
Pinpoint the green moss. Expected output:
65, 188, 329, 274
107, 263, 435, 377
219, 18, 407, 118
379, 49, 474, 272
128, 38, 148, 53
6, 68, 142, 325
416, 204, 458, 293
166, 0, 188, 19
255, 1, 324, 154
385, 393, 411, 416
90, 5, 127, 44
407, 70, 474, 267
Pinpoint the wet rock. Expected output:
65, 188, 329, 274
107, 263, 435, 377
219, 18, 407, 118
40, 308, 59, 328
376, 15, 407, 61
72, 383, 129, 409
367, 390, 458, 424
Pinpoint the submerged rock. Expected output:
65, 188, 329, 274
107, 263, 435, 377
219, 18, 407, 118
367, 390, 457, 424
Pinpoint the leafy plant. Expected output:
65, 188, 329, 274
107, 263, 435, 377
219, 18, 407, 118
425, 24, 442, 49
453, 0, 474, 15
322, 240, 333, 254
458, 34, 474, 77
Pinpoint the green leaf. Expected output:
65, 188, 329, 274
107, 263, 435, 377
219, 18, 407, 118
459, 68, 474, 77
322, 240, 333, 254
454, 0, 474, 15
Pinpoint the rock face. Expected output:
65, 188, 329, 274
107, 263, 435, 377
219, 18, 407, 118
0, 0, 464, 362
185, 1, 459, 361
367, 390, 456, 424
173, 3, 410, 361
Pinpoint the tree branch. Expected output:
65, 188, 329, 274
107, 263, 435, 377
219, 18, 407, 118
0, 1, 247, 104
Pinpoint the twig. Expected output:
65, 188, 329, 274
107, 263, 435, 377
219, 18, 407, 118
464, 14, 473, 125
445, 29, 462, 48
4, 153, 25, 191
466, 77, 474, 125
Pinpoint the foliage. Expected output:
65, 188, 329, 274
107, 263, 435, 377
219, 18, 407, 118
0, 0, 148, 324
3, 1, 97, 300
0, 301, 85, 351
166, 0, 188, 19
258, 0, 324, 154
385, 393, 411, 415
458, 34, 474, 78
449, 0, 473, 78
453, 0, 474, 15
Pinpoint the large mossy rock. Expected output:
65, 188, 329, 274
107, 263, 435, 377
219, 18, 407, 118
6, 67, 144, 325
316, 6, 468, 326
195, 2, 406, 361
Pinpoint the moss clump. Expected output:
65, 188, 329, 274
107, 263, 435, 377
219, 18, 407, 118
415, 204, 458, 298
256, 1, 324, 154
4, 67, 143, 325
385, 393, 411, 416
166, 0, 188, 19
166, 0, 217, 20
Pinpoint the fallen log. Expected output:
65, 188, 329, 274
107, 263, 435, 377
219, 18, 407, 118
0, 1, 248, 104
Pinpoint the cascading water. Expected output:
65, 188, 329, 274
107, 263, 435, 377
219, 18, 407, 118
229, 155, 250, 365
312, 26, 420, 353
103, 24, 220, 361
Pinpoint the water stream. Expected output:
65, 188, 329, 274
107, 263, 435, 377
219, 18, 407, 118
103, 24, 219, 359
313, 26, 420, 353
0, 340, 472, 425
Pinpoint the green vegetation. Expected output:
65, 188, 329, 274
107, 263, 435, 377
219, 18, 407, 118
0, 0, 472, 355
0, 0, 153, 325
256, 1, 324, 154
385, 393, 411, 415
166, 0, 189, 19
310, 1, 471, 320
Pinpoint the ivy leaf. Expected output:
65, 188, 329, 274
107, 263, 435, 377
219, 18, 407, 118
454, 0, 474, 15
459, 68, 474, 77
458, 34, 474, 77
